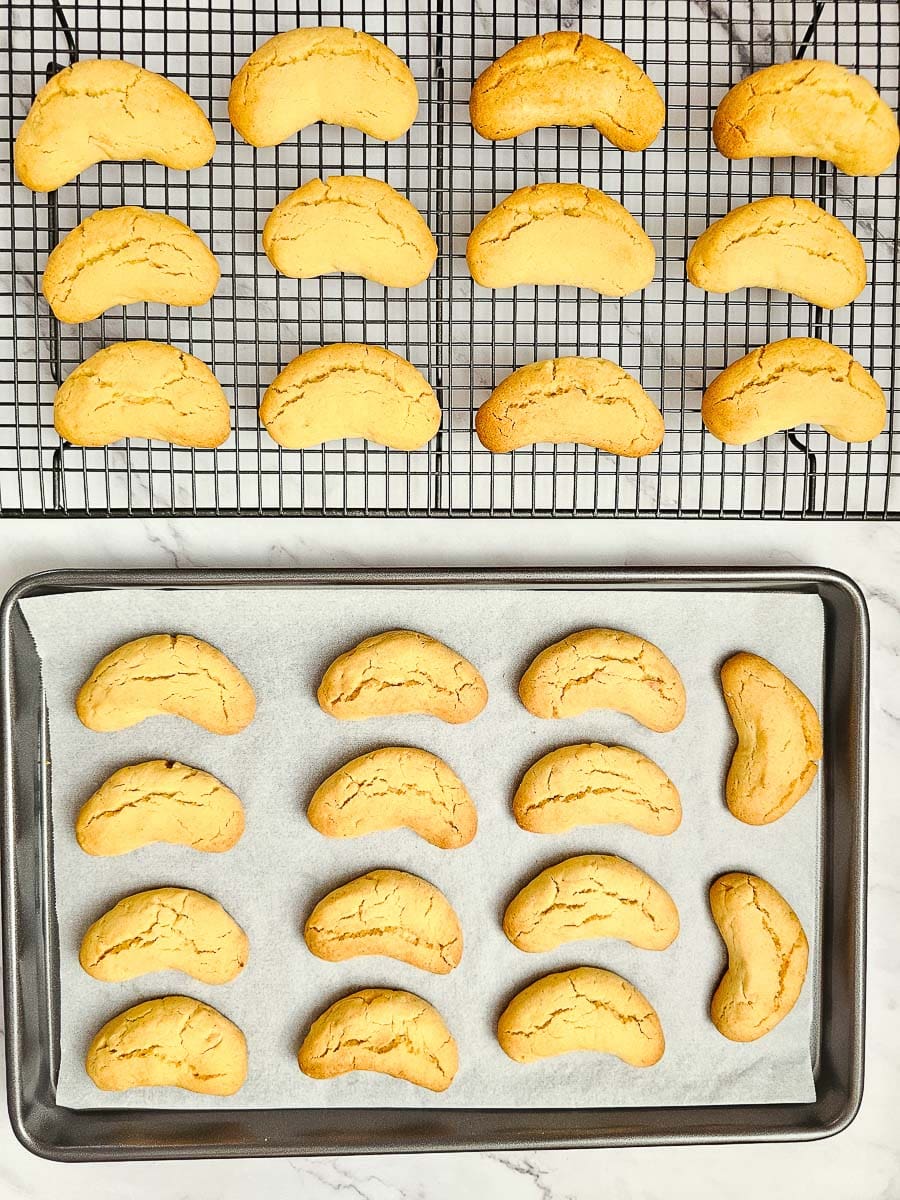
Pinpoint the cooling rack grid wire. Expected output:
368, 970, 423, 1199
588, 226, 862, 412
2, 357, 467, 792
1, 0, 898, 517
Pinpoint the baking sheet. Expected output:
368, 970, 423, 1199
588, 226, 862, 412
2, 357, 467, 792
19, 585, 822, 1110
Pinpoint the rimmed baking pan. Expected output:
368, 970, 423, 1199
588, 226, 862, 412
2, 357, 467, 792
1, 567, 867, 1160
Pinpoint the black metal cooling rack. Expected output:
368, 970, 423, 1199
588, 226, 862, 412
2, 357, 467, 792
2, 0, 898, 517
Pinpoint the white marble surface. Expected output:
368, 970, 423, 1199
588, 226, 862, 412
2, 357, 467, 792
0, 516, 898, 1198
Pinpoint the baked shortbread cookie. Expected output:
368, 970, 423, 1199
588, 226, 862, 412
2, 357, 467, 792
687, 196, 866, 309
702, 337, 886, 445
263, 176, 437, 287
298, 988, 458, 1092
15, 58, 215, 192
475, 356, 664, 455
260, 343, 439, 450
230, 26, 418, 145
470, 30, 664, 149
467, 183, 655, 294
497, 967, 664, 1066
713, 58, 899, 177
86, 996, 247, 1094
55, 341, 230, 448
710, 872, 809, 1042
43, 206, 219, 323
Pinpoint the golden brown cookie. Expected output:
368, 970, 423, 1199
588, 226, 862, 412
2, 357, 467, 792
298, 988, 458, 1092
497, 967, 664, 1066
229, 26, 418, 145
702, 337, 886, 445
260, 343, 440, 450
710, 872, 809, 1042
305, 869, 462, 974
76, 634, 256, 735
470, 30, 664, 149
15, 58, 215, 192
86, 996, 247, 1095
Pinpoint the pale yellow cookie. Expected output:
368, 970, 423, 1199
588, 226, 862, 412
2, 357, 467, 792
76, 634, 256, 735
470, 30, 664, 149
86, 996, 247, 1095
15, 58, 215, 192
305, 869, 462, 974
298, 988, 458, 1092
702, 337, 886, 445
43, 206, 219, 324
710, 872, 809, 1042
260, 343, 439, 450
467, 183, 655, 294
263, 176, 437, 287
230, 26, 418, 145
714, 59, 900, 177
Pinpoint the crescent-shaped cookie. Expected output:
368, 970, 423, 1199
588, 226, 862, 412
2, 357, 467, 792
475, 356, 664, 456
304, 869, 462, 973
513, 743, 681, 836
86, 996, 247, 1095
710, 873, 809, 1042
263, 176, 437, 287
317, 629, 488, 723
80, 887, 248, 983
467, 183, 655, 294
713, 59, 900, 177
76, 634, 256, 735
721, 652, 823, 825
470, 30, 664, 149
497, 967, 664, 1066
687, 196, 866, 309
519, 628, 686, 731
307, 747, 476, 849
43, 206, 220, 324
298, 988, 458, 1092
54, 341, 231, 448
75, 759, 245, 855
14, 58, 215, 192
229, 26, 418, 145
503, 855, 679, 953
702, 337, 887, 445
260, 343, 440, 450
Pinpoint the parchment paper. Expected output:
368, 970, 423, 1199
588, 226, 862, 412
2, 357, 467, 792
19, 585, 822, 1110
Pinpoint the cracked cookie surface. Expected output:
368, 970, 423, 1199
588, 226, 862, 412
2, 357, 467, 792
76, 759, 245, 855
263, 176, 437, 287
80, 886, 248, 983
43, 205, 220, 324
298, 988, 458, 1092
713, 58, 899, 177
513, 742, 681, 835
260, 342, 439, 450
15, 58, 215, 192
519, 627, 685, 731
229, 26, 418, 146
55, 341, 231, 448
721, 651, 822, 825
497, 966, 664, 1066
710, 872, 809, 1042
307, 746, 476, 849
318, 629, 488, 724
702, 336, 886, 445
466, 183, 655, 294
76, 633, 256, 735
305, 869, 462, 973
687, 196, 866, 309
86, 995, 247, 1094
476, 356, 664, 456
470, 30, 664, 149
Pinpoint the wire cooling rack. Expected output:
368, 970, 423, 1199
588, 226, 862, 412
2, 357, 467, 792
2, 0, 898, 517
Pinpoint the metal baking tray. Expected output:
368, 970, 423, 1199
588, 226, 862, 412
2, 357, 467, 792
1, 567, 868, 1160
